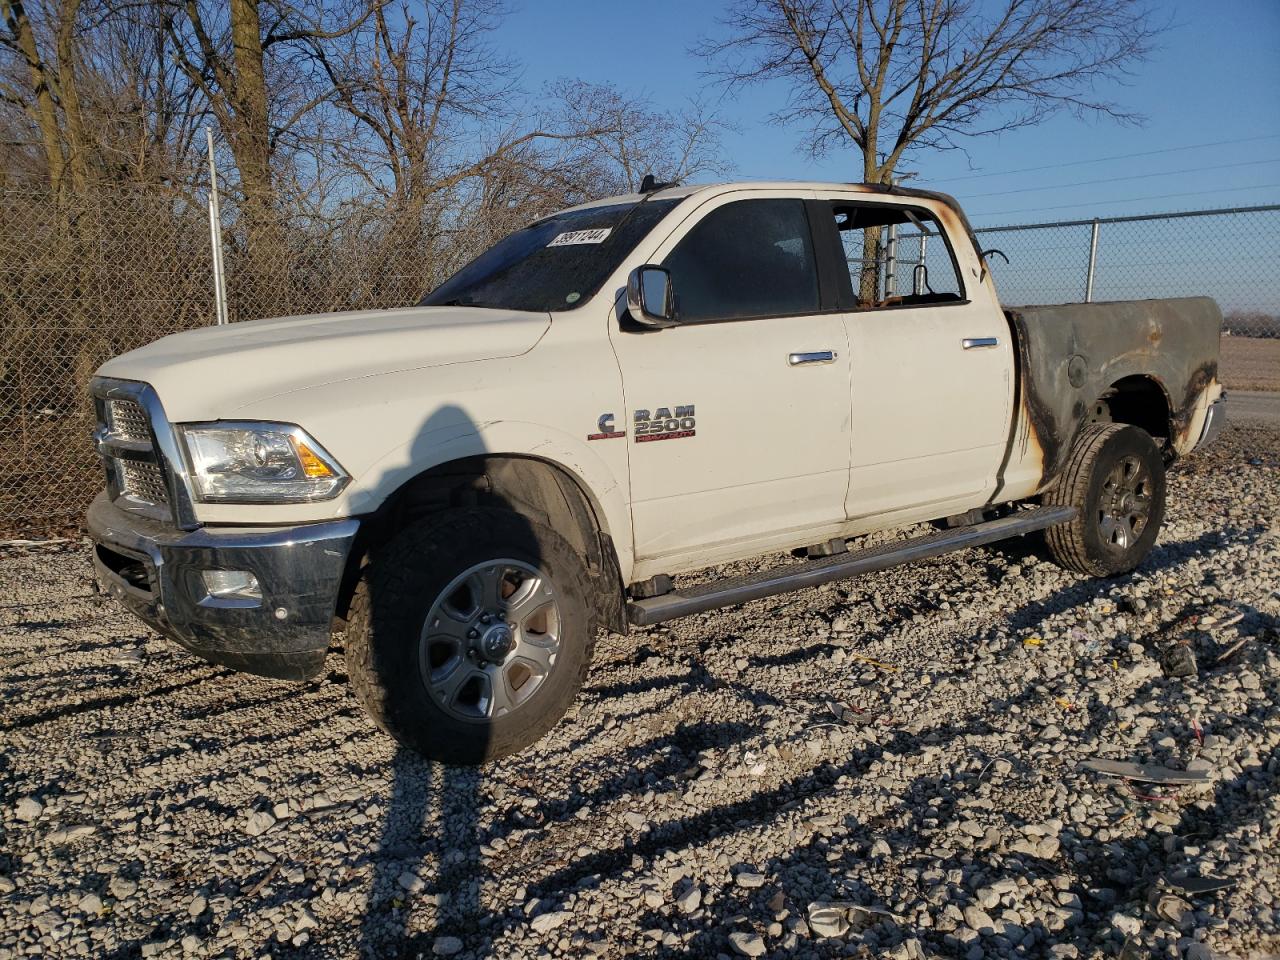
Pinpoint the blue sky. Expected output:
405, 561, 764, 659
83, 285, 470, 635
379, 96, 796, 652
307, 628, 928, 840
495, 0, 1280, 227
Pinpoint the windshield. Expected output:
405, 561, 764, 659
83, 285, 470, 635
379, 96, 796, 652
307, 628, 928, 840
421, 199, 679, 313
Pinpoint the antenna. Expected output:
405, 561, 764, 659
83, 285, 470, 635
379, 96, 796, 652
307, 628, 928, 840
639, 174, 676, 194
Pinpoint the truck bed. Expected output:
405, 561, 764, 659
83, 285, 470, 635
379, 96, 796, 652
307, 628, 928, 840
1002, 296, 1223, 486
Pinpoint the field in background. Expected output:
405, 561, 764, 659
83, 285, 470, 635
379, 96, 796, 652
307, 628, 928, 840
1220, 336, 1280, 392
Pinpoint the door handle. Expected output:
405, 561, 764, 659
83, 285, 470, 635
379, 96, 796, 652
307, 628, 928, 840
788, 350, 837, 366
962, 337, 999, 350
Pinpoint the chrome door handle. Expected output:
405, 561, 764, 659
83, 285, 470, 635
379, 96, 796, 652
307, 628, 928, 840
788, 350, 837, 366
962, 337, 999, 350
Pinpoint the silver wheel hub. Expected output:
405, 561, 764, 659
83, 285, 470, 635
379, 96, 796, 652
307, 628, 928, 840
1097, 454, 1152, 552
418, 558, 562, 723
478, 622, 514, 662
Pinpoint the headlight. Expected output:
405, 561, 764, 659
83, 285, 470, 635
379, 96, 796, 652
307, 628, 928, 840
180, 422, 349, 503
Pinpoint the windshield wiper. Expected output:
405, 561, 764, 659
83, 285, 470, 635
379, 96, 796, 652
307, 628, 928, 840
438, 297, 487, 308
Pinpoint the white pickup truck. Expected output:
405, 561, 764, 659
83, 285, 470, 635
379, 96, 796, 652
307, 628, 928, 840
88, 180, 1226, 762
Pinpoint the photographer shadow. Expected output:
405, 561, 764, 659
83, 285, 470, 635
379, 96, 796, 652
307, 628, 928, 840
355, 402, 534, 958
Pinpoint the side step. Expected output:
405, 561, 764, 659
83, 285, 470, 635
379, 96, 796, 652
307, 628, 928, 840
626, 505, 1076, 627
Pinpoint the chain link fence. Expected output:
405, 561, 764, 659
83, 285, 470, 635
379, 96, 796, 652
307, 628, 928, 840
974, 204, 1280, 339
2, 190, 1278, 534
888, 204, 1280, 337
0, 185, 530, 533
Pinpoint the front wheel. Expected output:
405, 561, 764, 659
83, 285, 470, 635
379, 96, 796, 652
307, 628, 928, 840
345, 508, 596, 764
1044, 423, 1166, 577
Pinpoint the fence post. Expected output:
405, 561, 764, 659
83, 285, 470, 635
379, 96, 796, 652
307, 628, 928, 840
913, 233, 928, 295
1084, 219, 1099, 303
205, 127, 229, 325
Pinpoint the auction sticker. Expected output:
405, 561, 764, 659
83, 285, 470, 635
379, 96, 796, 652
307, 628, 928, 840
548, 228, 612, 247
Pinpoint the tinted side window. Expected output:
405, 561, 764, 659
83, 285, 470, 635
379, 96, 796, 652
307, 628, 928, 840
662, 199, 819, 323
832, 203, 964, 308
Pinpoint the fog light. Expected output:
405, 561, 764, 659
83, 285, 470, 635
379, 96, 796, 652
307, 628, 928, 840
202, 570, 262, 600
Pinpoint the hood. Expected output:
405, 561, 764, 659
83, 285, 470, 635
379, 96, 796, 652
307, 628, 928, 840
96, 305, 551, 421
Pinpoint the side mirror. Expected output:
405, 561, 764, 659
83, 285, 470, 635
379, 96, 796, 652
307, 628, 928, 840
627, 265, 677, 328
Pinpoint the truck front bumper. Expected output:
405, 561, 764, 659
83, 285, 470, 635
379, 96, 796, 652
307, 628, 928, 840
87, 492, 359, 680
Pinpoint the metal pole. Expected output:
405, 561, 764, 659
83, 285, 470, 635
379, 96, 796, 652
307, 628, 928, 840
884, 179, 899, 297
913, 233, 928, 295
206, 126, 229, 325
1084, 219, 1099, 303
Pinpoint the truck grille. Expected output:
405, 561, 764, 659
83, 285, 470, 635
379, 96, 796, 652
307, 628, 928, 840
107, 399, 151, 443
119, 459, 170, 505
93, 383, 175, 515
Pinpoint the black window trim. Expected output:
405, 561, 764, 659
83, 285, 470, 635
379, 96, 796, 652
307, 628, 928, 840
624, 192, 974, 331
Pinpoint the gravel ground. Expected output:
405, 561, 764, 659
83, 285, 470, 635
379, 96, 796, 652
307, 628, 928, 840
2, 422, 1278, 960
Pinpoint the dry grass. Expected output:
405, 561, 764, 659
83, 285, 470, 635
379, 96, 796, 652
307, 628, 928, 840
1221, 336, 1280, 392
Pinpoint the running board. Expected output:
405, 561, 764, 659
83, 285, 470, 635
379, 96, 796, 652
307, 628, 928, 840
626, 505, 1076, 627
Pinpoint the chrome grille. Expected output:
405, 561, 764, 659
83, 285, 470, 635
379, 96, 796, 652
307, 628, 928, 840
92, 378, 192, 526
119, 460, 169, 505
108, 399, 151, 442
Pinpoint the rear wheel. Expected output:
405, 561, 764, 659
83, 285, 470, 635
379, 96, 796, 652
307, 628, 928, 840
1045, 423, 1166, 577
345, 508, 595, 764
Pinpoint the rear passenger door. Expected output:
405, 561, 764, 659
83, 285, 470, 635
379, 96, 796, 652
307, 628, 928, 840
816, 196, 1014, 519
609, 193, 853, 560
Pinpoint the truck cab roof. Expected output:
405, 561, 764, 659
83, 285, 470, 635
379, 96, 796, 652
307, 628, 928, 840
561, 179, 965, 212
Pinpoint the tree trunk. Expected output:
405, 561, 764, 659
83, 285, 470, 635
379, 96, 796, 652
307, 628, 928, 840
3, 0, 67, 193
227, 0, 286, 318
858, 155, 887, 302
54, 0, 89, 192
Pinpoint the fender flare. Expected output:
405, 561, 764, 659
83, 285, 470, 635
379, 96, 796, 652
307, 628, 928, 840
348, 419, 635, 580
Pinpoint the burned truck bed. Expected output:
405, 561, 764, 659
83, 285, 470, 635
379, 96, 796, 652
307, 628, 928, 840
1001, 296, 1223, 489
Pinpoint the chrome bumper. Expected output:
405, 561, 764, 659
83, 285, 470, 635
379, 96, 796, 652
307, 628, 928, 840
1196, 395, 1227, 450
87, 492, 358, 680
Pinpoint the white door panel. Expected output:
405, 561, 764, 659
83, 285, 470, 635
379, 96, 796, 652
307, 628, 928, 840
615, 314, 852, 558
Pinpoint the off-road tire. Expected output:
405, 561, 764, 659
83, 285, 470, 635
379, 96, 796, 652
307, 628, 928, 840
345, 507, 595, 764
1045, 423, 1166, 577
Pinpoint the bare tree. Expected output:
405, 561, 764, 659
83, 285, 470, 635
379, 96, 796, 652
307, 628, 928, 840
95, 5, 206, 184
0, 0, 206, 190
701, 0, 1162, 296
161, 1, 377, 210
1, 0, 92, 194
550, 79, 732, 196
702, 0, 1163, 184
159, 0, 377, 303
309, 0, 514, 210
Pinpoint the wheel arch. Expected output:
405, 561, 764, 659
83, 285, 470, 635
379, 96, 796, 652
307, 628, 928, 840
1095, 374, 1175, 445
338, 453, 629, 635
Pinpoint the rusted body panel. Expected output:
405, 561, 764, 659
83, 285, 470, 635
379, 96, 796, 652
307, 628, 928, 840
999, 297, 1223, 495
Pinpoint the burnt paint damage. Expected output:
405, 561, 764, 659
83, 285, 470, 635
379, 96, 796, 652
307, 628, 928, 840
1000, 297, 1222, 491
851, 182, 984, 253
